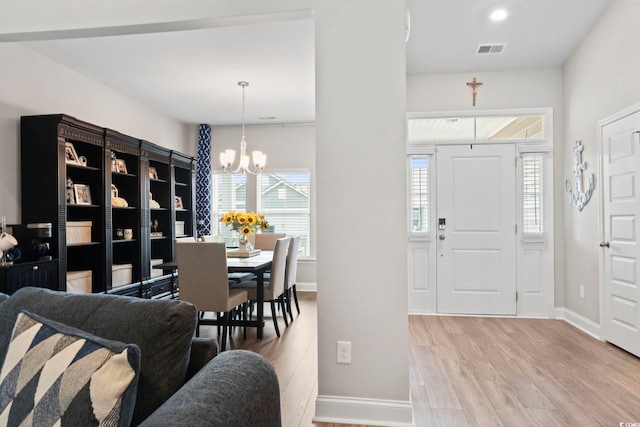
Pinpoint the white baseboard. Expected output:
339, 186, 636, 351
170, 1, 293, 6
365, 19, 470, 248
555, 307, 603, 341
296, 281, 316, 292
314, 395, 413, 427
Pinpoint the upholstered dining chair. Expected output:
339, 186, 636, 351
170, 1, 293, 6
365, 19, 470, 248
284, 236, 301, 321
232, 237, 290, 337
253, 233, 287, 250
202, 234, 255, 283
175, 241, 249, 351
264, 236, 301, 323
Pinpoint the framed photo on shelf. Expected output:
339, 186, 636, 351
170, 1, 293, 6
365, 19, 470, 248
175, 196, 183, 209
149, 166, 158, 180
65, 142, 80, 165
73, 184, 92, 205
115, 159, 128, 174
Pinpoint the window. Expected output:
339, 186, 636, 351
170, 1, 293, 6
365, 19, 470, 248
213, 170, 311, 255
408, 115, 544, 142
258, 171, 311, 256
212, 173, 246, 241
522, 153, 544, 234
408, 155, 431, 233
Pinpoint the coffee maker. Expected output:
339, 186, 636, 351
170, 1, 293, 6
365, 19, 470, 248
8, 223, 53, 262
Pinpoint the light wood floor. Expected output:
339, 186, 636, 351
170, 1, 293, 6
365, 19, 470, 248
201, 293, 640, 427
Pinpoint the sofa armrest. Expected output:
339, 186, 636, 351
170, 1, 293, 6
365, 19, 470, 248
186, 337, 218, 380
139, 350, 281, 427
0, 292, 8, 304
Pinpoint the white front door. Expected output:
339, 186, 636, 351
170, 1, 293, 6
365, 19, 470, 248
602, 110, 640, 357
436, 144, 517, 315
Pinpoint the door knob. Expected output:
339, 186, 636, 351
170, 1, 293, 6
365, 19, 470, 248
439, 234, 445, 240
599, 241, 610, 248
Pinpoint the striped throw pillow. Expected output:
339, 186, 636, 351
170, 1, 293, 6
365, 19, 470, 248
0, 311, 141, 427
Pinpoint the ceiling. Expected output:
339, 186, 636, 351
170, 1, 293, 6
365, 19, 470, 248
406, 0, 612, 75
13, 0, 613, 126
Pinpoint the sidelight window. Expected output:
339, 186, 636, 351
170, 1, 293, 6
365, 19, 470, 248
521, 153, 545, 234
408, 155, 431, 233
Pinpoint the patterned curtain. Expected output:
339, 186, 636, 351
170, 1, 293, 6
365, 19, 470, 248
196, 124, 212, 237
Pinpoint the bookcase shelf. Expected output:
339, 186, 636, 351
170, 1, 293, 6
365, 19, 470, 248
20, 114, 195, 297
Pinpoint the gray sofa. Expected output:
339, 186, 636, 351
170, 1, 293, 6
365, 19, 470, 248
0, 287, 281, 426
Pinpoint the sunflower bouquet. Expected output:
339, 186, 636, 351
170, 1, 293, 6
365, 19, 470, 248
219, 211, 270, 237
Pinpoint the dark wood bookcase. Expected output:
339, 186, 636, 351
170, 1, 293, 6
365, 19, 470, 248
20, 114, 195, 298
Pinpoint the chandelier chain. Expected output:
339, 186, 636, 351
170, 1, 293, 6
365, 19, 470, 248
241, 81, 246, 143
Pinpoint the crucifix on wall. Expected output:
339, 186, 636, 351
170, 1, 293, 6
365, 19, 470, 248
466, 77, 483, 106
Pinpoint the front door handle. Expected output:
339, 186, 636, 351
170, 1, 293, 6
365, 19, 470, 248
439, 234, 445, 240
599, 241, 610, 248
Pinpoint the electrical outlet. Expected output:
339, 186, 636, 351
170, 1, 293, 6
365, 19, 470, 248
337, 341, 351, 364
580, 285, 585, 299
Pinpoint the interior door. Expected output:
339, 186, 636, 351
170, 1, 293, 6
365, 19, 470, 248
602, 110, 640, 357
436, 144, 517, 315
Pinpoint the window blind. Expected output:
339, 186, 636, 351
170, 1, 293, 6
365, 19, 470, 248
409, 155, 430, 233
258, 171, 310, 256
212, 173, 246, 241
522, 153, 544, 234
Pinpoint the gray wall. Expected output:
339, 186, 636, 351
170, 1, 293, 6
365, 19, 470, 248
314, 0, 411, 423
0, 43, 192, 225
407, 68, 565, 306
562, 0, 640, 322
211, 123, 317, 287
0, 1, 412, 424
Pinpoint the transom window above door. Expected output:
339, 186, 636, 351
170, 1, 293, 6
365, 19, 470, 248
408, 114, 545, 142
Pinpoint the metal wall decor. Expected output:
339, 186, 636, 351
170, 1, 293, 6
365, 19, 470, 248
565, 139, 594, 211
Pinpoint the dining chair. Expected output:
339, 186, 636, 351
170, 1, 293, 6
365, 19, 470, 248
175, 241, 249, 351
201, 234, 255, 283
284, 236, 301, 321
232, 237, 290, 337
264, 236, 300, 323
253, 233, 287, 250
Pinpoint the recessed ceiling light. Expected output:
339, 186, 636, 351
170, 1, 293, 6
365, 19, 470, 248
490, 7, 508, 22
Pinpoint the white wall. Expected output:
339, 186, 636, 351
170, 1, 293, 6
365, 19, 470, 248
407, 68, 565, 306
562, 0, 640, 323
0, 43, 192, 225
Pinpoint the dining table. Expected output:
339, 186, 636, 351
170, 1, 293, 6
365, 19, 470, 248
225, 250, 273, 339
152, 249, 273, 339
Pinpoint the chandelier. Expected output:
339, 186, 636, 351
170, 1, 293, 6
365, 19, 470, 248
219, 81, 266, 175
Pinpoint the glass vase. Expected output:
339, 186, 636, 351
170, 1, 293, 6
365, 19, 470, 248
238, 234, 254, 251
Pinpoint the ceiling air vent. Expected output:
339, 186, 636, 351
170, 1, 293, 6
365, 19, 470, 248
476, 43, 506, 55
